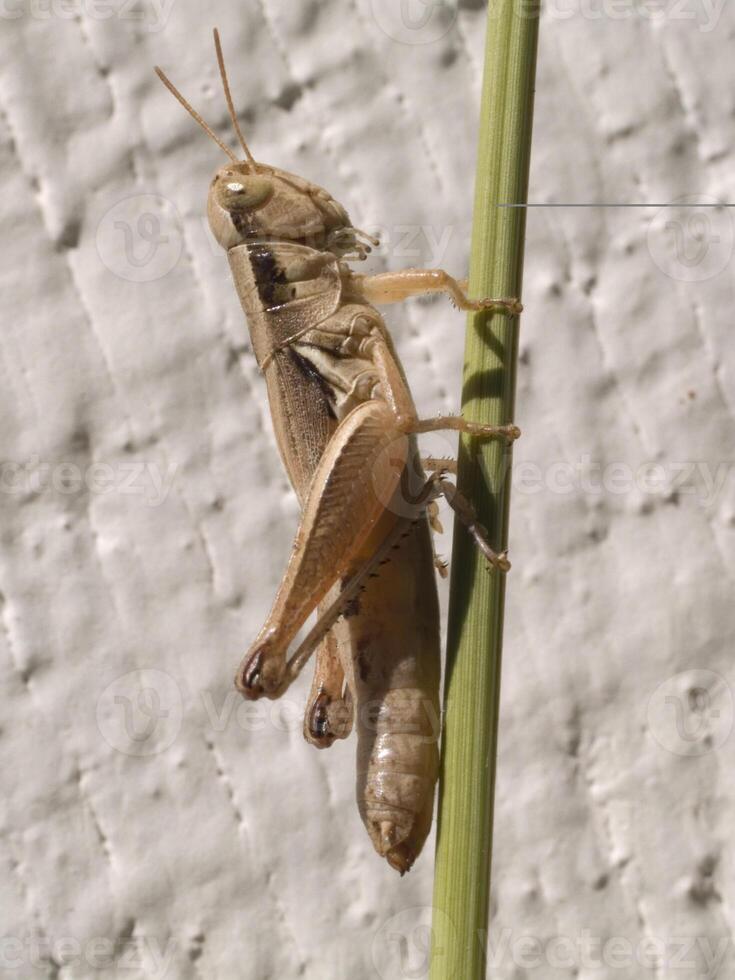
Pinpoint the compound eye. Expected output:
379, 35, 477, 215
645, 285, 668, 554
220, 175, 273, 211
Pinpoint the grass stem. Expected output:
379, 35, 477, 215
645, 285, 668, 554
430, 3, 540, 976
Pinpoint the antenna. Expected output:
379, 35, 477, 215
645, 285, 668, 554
154, 65, 239, 163
213, 28, 258, 168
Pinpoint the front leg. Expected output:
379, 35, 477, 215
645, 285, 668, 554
351, 269, 522, 316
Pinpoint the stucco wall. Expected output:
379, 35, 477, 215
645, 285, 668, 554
0, 1, 733, 977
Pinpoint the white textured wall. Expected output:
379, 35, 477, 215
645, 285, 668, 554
0, 2, 734, 978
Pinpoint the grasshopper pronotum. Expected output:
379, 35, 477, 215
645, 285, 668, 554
156, 30, 521, 874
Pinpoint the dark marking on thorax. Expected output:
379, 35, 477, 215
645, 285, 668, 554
249, 246, 290, 306
289, 349, 337, 420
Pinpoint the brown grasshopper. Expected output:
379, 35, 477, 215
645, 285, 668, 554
155, 30, 521, 874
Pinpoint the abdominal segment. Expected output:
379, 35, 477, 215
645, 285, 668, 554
345, 515, 441, 873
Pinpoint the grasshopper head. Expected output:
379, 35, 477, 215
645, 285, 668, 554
156, 33, 375, 257
207, 162, 356, 252
157, 30, 378, 260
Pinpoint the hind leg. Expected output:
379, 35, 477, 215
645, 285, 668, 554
428, 475, 511, 573
303, 605, 353, 748
236, 398, 409, 699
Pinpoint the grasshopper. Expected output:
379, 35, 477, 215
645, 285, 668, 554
155, 30, 521, 874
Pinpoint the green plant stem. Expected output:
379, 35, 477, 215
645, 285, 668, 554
430, 3, 540, 977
